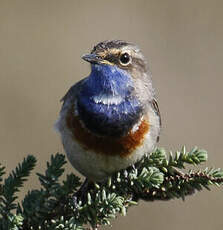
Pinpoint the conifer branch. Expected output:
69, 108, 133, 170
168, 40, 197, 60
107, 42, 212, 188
1, 156, 36, 215
0, 147, 222, 230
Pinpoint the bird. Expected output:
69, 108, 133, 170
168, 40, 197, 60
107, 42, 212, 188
55, 40, 161, 182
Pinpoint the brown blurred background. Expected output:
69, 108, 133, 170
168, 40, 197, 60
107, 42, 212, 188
1, 0, 223, 229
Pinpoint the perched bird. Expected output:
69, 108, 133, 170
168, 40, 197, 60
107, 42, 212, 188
56, 40, 161, 182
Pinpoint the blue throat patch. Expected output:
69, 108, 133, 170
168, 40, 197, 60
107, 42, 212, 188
77, 64, 143, 137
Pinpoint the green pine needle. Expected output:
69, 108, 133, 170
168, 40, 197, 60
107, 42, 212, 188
36, 153, 67, 191
1, 155, 36, 215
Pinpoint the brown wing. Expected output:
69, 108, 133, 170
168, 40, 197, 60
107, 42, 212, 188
152, 98, 161, 126
151, 98, 161, 142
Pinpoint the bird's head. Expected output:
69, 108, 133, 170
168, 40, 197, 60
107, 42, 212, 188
81, 40, 154, 104
82, 40, 147, 76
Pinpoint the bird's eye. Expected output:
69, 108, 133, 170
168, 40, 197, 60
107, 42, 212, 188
119, 52, 131, 66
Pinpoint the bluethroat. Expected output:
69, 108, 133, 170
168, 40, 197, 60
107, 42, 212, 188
56, 40, 161, 182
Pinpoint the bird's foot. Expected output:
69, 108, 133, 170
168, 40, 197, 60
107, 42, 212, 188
72, 178, 94, 206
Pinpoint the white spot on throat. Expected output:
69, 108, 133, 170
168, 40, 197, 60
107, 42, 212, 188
92, 94, 123, 105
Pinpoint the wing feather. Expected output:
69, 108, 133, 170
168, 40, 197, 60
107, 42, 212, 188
151, 98, 161, 142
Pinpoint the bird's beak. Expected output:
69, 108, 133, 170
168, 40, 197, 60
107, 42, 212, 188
82, 53, 102, 64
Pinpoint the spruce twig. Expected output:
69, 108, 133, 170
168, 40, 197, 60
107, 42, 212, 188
0, 156, 36, 229
0, 147, 222, 230
1, 156, 36, 214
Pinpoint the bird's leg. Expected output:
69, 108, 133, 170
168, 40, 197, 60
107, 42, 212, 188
72, 178, 94, 205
